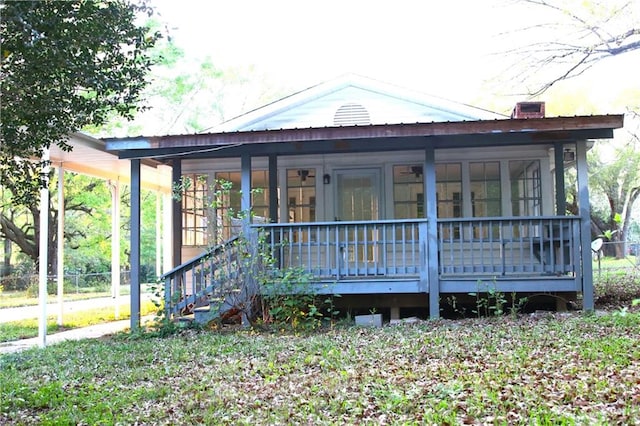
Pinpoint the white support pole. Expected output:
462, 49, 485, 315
110, 180, 121, 319
38, 148, 51, 348
162, 192, 172, 273
56, 166, 65, 326
155, 192, 162, 279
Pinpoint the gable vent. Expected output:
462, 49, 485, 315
333, 103, 371, 126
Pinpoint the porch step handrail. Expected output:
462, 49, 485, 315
160, 236, 240, 319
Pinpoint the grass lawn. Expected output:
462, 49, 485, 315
1, 312, 639, 424
0, 301, 157, 343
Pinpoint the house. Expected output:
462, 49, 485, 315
105, 75, 624, 325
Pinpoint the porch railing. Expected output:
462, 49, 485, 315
257, 216, 581, 281
160, 216, 582, 319
257, 219, 428, 280
438, 216, 580, 277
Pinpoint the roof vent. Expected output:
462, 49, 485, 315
333, 103, 371, 126
511, 102, 545, 119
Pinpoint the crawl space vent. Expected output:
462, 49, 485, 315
333, 103, 371, 126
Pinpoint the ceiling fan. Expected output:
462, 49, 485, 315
399, 165, 423, 178
297, 169, 315, 182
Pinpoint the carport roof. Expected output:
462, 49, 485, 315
51, 132, 172, 193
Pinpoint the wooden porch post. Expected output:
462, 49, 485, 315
162, 192, 173, 273
268, 154, 278, 223
554, 142, 567, 215
241, 154, 252, 219
240, 153, 254, 327
171, 159, 182, 268
130, 159, 141, 331
576, 141, 594, 311
425, 145, 440, 319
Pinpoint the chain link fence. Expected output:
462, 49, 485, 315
0, 271, 132, 295
592, 241, 640, 276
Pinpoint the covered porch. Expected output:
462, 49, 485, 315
105, 114, 624, 323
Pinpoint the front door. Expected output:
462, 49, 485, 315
336, 169, 380, 222
335, 169, 381, 274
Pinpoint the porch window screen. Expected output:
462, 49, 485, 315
287, 169, 316, 223
436, 163, 462, 218
393, 165, 424, 219
470, 162, 501, 217
510, 160, 542, 217
213, 171, 269, 241
181, 174, 209, 246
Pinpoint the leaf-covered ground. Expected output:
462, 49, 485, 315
1, 312, 639, 424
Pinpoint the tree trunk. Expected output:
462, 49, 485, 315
2, 238, 11, 277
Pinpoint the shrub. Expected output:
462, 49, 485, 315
259, 267, 326, 330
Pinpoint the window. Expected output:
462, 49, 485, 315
436, 163, 462, 218
470, 162, 501, 217
287, 169, 316, 223
393, 165, 424, 219
213, 171, 269, 241
510, 160, 541, 217
181, 174, 209, 246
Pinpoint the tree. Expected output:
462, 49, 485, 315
503, 0, 640, 96
89, 57, 287, 137
500, 0, 640, 258
1, 171, 161, 287
0, 0, 160, 205
0, 172, 104, 280
588, 137, 640, 257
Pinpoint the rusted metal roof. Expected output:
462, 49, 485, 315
105, 115, 624, 160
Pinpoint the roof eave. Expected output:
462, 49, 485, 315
105, 115, 624, 152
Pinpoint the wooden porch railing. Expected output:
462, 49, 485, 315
257, 216, 581, 281
161, 216, 582, 319
257, 219, 428, 280
437, 216, 580, 277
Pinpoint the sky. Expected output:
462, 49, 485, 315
143, 0, 639, 124
150, 1, 524, 103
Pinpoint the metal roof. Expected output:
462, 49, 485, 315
105, 115, 624, 161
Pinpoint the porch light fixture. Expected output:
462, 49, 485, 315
563, 149, 575, 162
323, 174, 331, 184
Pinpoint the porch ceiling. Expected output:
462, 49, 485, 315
105, 114, 624, 161
50, 133, 172, 192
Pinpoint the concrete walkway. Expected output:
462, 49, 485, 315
0, 316, 156, 355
